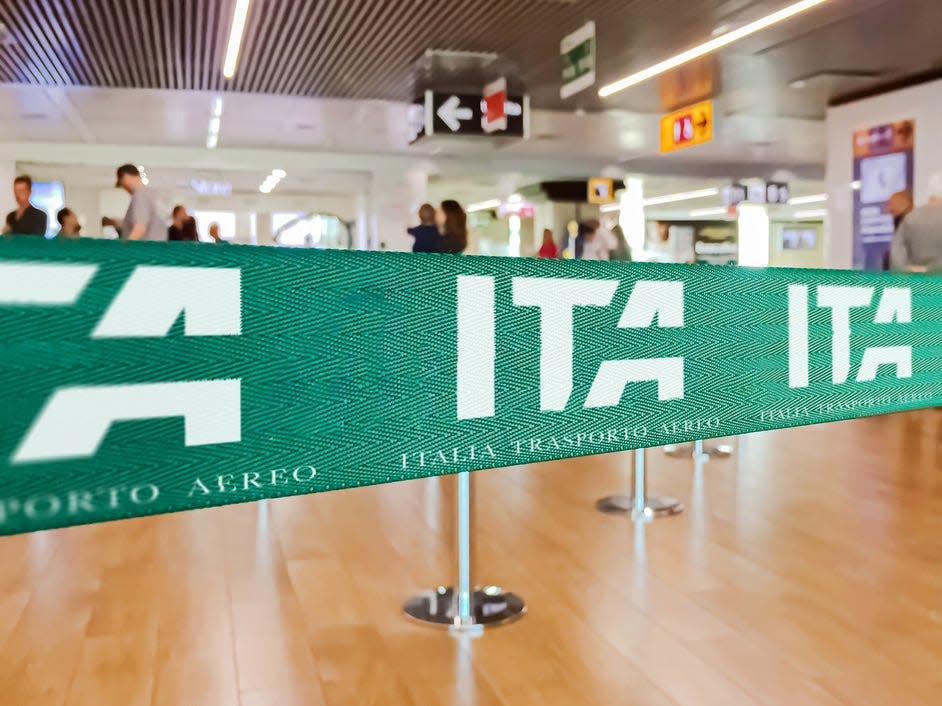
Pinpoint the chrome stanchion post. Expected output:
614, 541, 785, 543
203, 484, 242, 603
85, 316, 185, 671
596, 448, 684, 518
453, 471, 474, 631
403, 471, 525, 631
664, 438, 733, 460
632, 448, 646, 518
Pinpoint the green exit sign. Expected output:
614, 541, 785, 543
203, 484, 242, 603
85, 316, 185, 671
560, 21, 595, 99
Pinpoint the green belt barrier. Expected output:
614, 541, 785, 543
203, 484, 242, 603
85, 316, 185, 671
0, 237, 940, 535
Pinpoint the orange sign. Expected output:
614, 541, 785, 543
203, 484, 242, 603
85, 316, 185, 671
588, 177, 615, 204
660, 100, 713, 153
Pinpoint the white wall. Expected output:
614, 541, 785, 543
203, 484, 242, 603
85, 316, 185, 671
825, 78, 942, 268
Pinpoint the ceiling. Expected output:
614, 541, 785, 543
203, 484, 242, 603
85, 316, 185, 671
0, 84, 828, 181
0, 0, 939, 118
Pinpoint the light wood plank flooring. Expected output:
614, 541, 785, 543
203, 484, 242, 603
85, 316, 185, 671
0, 410, 940, 705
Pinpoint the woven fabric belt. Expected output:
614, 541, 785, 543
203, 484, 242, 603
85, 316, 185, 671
0, 238, 939, 534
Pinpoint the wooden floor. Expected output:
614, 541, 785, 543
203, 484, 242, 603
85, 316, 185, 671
0, 411, 941, 705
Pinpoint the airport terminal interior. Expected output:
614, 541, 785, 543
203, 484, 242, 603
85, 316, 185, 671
1, 0, 942, 704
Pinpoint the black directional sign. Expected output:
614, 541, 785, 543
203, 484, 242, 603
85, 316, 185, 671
409, 90, 529, 143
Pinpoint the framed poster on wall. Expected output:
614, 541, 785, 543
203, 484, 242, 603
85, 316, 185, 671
852, 119, 914, 270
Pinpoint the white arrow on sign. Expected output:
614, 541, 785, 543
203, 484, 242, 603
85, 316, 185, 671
437, 95, 473, 132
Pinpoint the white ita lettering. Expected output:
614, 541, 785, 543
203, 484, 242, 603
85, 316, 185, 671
0, 263, 243, 464
456, 276, 685, 420
788, 285, 912, 388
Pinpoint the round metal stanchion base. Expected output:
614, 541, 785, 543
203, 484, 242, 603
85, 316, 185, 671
403, 586, 526, 632
663, 442, 733, 459
596, 495, 684, 517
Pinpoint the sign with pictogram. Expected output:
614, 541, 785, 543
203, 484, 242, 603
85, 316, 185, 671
483, 78, 508, 133
410, 90, 529, 142
560, 21, 596, 99
660, 100, 714, 153
588, 177, 615, 204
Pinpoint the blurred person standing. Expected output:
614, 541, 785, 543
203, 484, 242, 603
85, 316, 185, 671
590, 218, 618, 260
55, 208, 81, 238
580, 222, 602, 260
438, 200, 467, 254
103, 164, 167, 241
168, 204, 199, 241
538, 228, 558, 258
407, 203, 441, 253
608, 220, 632, 261
208, 222, 227, 244
883, 190, 913, 270
890, 175, 942, 272
888, 190, 914, 230
3, 175, 47, 236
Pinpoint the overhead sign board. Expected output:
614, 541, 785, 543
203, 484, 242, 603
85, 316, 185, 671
588, 177, 615, 204
410, 90, 529, 142
659, 100, 714, 153
560, 21, 595, 99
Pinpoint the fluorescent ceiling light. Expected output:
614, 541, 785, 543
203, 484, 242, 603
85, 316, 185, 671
788, 193, 827, 205
850, 180, 862, 190
207, 97, 223, 149
223, 0, 252, 79
794, 208, 828, 219
599, 0, 832, 97
690, 207, 728, 217
258, 168, 285, 194
600, 203, 621, 213
467, 199, 501, 212
643, 187, 719, 206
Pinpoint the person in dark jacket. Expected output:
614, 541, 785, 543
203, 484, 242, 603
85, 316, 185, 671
407, 203, 441, 253
3, 175, 47, 236
168, 204, 199, 241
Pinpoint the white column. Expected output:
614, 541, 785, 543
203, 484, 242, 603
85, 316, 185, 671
63, 186, 101, 236
0, 161, 17, 220
369, 169, 428, 252
354, 192, 370, 251
256, 211, 274, 246
620, 177, 646, 258
738, 204, 771, 267
234, 211, 254, 245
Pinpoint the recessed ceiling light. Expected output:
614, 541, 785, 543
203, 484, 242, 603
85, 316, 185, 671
790, 79, 808, 89
599, 0, 832, 97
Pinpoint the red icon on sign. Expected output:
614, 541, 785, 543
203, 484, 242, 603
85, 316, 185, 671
483, 77, 508, 133
673, 114, 694, 145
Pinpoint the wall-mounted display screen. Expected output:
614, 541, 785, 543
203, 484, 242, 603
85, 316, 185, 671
780, 226, 818, 251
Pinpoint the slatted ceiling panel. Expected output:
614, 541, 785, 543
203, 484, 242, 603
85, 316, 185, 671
0, 0, 934, 116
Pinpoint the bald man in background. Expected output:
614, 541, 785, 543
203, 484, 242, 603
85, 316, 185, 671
890, 175, 942, 273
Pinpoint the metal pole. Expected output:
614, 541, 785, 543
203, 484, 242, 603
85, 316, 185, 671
455, 471, 473, 628
403, 473, 526, 631
632, 448, 646, 516
596, 447, 684, 518
664, 439, 734, 459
